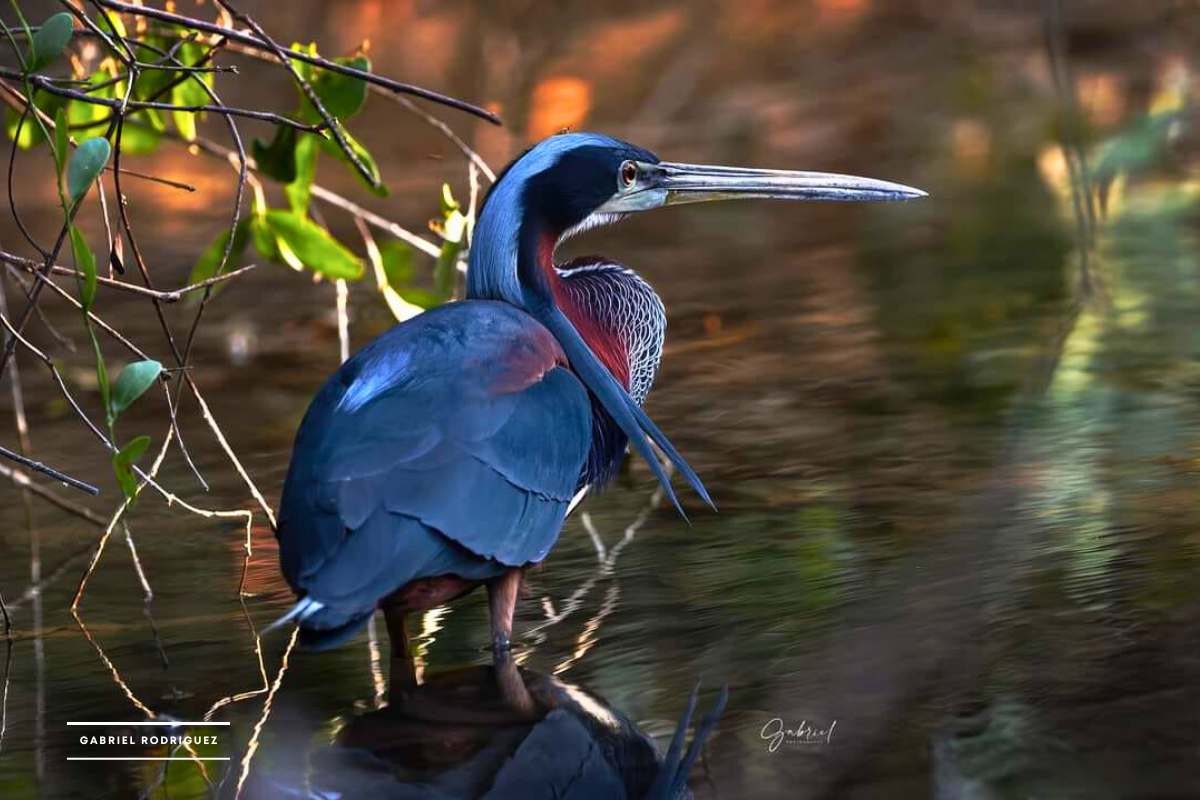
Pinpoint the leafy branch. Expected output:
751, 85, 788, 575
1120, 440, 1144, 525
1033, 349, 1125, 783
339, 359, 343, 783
0, 1, 496, 618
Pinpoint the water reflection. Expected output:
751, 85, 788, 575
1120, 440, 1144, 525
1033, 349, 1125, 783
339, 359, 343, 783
245, 663, 724, 800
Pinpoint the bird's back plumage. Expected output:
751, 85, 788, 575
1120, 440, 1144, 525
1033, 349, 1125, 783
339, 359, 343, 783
276, 301, 592, 645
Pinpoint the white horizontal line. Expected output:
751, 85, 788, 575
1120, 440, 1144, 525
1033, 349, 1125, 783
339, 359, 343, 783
67, 757, 231, 761
67, 721, 230, 726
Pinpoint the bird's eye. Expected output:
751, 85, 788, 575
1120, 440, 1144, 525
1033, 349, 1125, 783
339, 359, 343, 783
620, 161, 638, 188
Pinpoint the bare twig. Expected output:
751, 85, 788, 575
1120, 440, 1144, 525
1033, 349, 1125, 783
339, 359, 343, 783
71, 425, 173, 610
71, 608, 215, 787
122, 520, 153, 602
0, 68, 327, 132
0, 459, 106, 525
0, 80, 196, 193
335, 279, 349, 363
2, 250, 259, 302
394, 95, 495, 182
96, 0, 501, 124
234, 627, 298, 800
0, 444, 99, 494
313, 184, 440, 258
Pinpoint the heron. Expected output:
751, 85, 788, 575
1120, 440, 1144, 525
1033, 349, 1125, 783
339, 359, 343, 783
271, 132, 924, 660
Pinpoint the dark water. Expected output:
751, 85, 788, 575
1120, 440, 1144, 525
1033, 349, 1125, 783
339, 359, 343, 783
2, 1, 1199, 797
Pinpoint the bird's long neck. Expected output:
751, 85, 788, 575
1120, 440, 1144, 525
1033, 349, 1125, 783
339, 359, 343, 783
468, 199, 632, 392
539, 237, 632, 393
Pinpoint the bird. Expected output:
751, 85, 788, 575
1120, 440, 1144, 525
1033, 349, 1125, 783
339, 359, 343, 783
270, 132, 924, 660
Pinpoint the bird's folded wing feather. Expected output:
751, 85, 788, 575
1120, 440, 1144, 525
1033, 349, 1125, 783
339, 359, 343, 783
278, 302, 592, 587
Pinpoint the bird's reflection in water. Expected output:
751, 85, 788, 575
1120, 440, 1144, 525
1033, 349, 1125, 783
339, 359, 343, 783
265, 656, 725, 800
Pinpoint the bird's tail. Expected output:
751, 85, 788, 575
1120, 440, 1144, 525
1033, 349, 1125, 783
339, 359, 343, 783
645, 683, 729, 799
262, 596, 374, 650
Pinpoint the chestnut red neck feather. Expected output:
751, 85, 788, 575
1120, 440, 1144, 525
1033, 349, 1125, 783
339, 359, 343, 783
535, 230, 631, 391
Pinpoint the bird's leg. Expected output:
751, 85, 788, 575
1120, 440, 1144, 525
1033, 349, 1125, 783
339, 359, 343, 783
487, 567, 523, 654
487, 567, 535, 715
383, 604, 418, 700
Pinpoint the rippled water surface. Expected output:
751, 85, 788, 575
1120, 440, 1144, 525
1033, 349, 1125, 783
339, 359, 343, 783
1, 2, 1199, 798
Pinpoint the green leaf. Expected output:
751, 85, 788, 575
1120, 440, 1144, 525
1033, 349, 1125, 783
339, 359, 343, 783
379, 239, 440, 309
52, 106, 68, 177
116, 118, 162, 156
263, 210, 362, 280
112, 435, 151, 502
251, 125, 298, 183
67, 73, 112, 127
109, 360, 163, 419
296, 51, 370, 122
432, 186, 467, 299
95, 9, 127, 41
285, 134, 319, 214
170, 41, 213, 141
5, 106, 37, 149
440, 183, 461, 214
132, 37, 175, 103
319, 126, 387, 197
249, 215, 279, 261
5, 91, 65, 149
189, 218, 250, 287
67, 137, 111, 204
30, 13, 74, 72
69, 225, 97, 311
378, 239, 414, 291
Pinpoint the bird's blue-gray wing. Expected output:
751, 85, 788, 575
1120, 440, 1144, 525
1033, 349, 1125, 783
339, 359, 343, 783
277, 301, 592, 603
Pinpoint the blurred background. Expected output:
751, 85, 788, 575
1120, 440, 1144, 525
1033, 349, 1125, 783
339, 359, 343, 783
0, 0, 1199, 797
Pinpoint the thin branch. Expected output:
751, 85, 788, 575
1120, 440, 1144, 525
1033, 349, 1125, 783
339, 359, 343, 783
2, 251, 258, 302
0, 80, 197, 193
234, 627, 298, 800
0, 444, 99, 495
0, 459, 106, 525
5, 262, 156, 361
394, 95, 495, 182
216, 0, 379, 190
0, 68, 326, 132
173, 129, 442, 257
221, 44, 497, 183
312, 184, 440, 258
96, 0, 501, 124
114, 32, 249, 492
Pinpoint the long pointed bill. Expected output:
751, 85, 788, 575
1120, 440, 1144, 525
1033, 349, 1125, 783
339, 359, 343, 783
655, 162, 927, 204
599, 161, 926, 213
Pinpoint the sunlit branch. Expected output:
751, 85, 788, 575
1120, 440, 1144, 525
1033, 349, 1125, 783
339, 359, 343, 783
0, 79, 198, 193
234, 627, 298, 800
95, 0, 501, 125
0, 67, 326, 132
3, 251, 259, 302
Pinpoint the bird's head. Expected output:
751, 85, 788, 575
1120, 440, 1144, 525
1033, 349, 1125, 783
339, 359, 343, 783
469, 131, 924, 303
467, 132, 925, 516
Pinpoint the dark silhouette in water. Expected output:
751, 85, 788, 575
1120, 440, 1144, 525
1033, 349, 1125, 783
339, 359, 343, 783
253, 661, 726, 799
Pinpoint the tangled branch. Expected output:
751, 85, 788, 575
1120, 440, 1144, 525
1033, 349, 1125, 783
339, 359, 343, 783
0, 1, 494, 613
